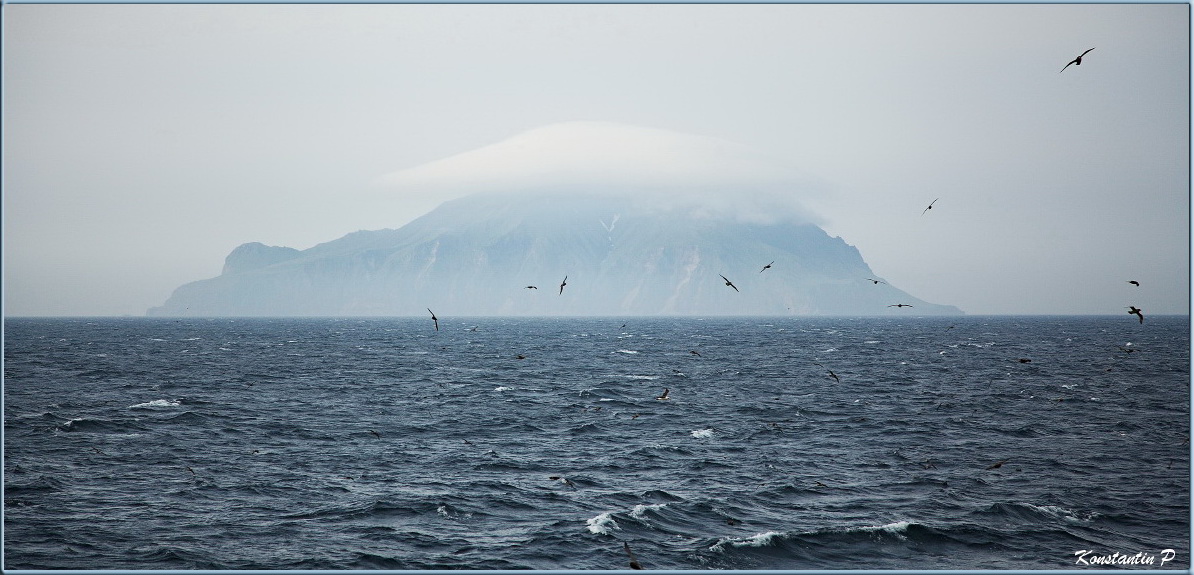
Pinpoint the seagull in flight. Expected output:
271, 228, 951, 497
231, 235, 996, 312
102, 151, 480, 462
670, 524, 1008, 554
719, 274, 739, 292
922, 198, 939, 215
1127, 280, 1140, 287
865, 278, 885, 285
656, 388, 671, 400
525, 285, 538, 290
1127, 306, 1144, 324
427, 308, 439, 331
759, 261, 774, 273
888, 303, 914, 308
369, 429, 381, 439
1060, 47, 1095, 73
815, 362, 840, 383
559, 275, 568, 295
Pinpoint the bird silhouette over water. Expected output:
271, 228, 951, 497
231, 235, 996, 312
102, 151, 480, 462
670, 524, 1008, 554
1060, 47, 1095, 73
719, 274, 739, 292
525, 285, 538, 290
559, 276, 568, 295
690, 350, 702, 357
759, 261, 774, 273
656, 388, 670, 400
427, 308, 439, 331
922, 198, 938, 215
1128, 280, 1140, 287
865, 278, 885, 285
986, 459, 1009, 470
369, 430, 381, 439
888, 303, 914, 308
623, 542, 644, 570
1128, 306, 1144, 324
814, 362, 839, 382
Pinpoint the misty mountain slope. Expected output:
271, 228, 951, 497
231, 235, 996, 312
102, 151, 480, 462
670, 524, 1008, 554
148, 191, 962, 317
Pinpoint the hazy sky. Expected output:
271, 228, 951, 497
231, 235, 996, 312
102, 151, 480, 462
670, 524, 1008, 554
3, 3, 1189, 316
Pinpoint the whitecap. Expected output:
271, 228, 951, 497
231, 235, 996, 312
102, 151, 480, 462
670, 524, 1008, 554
857, 520, 913, 539
586, 512, 620, 535
493, 386, 511, 392
1027, 503, 1098, 523
129, 399, 180, 409
625, 375, 660, 380
864, 340, 881, 344
691, 428, 714, 438
629, 503, 667, 518
710, 531, 784, 552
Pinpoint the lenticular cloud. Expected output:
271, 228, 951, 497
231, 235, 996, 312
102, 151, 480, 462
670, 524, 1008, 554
374, 121, 827, 224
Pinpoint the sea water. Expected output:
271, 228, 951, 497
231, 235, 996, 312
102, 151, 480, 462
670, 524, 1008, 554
4, 315, 1189, 570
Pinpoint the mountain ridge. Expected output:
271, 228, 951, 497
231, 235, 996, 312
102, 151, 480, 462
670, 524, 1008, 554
148, 191, 963, 317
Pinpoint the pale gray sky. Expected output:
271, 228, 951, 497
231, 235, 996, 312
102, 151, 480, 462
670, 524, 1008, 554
3, 3, 1189, 316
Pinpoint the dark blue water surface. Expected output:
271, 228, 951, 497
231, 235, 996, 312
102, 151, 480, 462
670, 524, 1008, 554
4, 316, 1190, 570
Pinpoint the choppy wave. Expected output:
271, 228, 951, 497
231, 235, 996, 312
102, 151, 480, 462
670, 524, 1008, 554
4, 316, 1189, 570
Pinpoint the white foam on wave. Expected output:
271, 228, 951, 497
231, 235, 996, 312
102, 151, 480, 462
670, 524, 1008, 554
690, 428, 714, 438
629, 503, 668, 518
855, 520, 913, 539
624, 375, 660, 380
493, 386, 511, 392
586, 511, 620, 535
129, 399, 180, 409
1027, 503, 1097, 523
710, 531, 784, 552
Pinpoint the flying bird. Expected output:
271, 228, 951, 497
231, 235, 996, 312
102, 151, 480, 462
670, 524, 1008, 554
369, 429, 381, 439
865, 278, 885, 285
759, 261, 774, 273
719, 274, 739, 292
1127, 306, 1144, 324
656, 388, 671, 400
888, 303, 914, 308
525, 285, 538, 289
814, 362, 839, 383
427, 308, 439, 331
1128, 280, 1140, 287
690, 350, 702, 357
985, 459, 1009, 470
623, 542, 644, 570
922, 198, 938, 215
549, 475, 577, 488
1060, 47, 1095, 73
559, 276, 568, 295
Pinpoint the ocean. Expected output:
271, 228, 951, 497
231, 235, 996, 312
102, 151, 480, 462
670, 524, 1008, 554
3, 315, 1189, 570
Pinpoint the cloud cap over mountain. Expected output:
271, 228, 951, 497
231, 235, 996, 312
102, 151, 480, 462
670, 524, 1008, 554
375, 121, 828, 225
